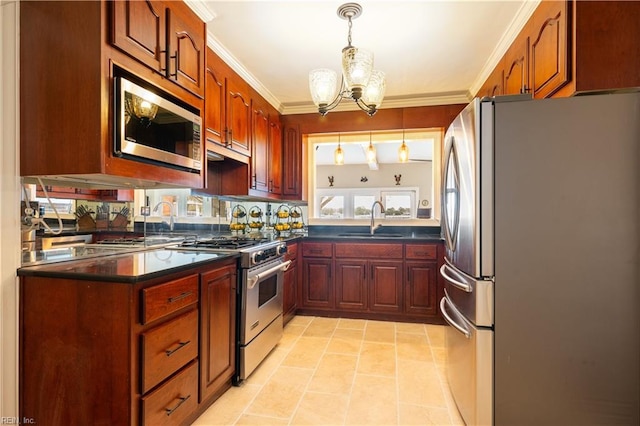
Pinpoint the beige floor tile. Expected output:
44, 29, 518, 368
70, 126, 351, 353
302, 318, 338, 337
191, 383, 261, 426
425, 324, 446, 348
326, 329, 364, 355
277, 330, 301, 351
395, 321, 427, 334
431, 346, 447, 366
245, 366, 313, 418
234, 414, 290, 425
363, 320, 396, 343
399, 403, 453, 425
396, 331, 429, 345
282, 323, 306, 338
287, 315, 315, 327
397, 359, 447, 408
290, 391, 350, 425
307, 353, 358, 395
357, 341, 396, 377
281, 336, 329, 369
337, 317, 367, 330
345, 374, 398, 425
396, 340, 434, 363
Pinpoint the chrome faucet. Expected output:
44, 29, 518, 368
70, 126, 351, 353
153, 201, 175, 232
370, 200, 385, 235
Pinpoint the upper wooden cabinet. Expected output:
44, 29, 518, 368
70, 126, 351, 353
111, 0, 205, 97
503, 35, 530, 96
529, 0, 569, 98
478, 0, 640, 99
281, 121, 303, 200
20, 0, 204, 188
205, 48, 252, 160
250, 97, 282, 197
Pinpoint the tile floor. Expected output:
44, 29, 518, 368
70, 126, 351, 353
192, 315, 465, 425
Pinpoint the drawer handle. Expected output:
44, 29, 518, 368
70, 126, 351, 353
165, 394, 191, 416
309, 249, 323, 254
168, 291, 193, 303
415, 251, 429, 256
165, 340, 191, 357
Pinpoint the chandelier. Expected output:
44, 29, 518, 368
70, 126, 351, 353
309, 3, 386, 117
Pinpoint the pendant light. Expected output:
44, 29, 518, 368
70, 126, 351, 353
398, 131, 409, 163
334, 134, 344, 165
366, 133, 376, 164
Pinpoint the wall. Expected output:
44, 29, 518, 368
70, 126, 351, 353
1, 0, 20, 418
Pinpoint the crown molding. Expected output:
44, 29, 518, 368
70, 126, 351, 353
468, 0, 541, 97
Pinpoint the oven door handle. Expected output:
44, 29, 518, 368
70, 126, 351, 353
247, 260, 292, 289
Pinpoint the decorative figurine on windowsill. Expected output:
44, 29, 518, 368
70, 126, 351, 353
394, 174, 402, 185
328, 176, 334, 187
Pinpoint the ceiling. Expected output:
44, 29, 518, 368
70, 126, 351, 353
186, 1, 539, 115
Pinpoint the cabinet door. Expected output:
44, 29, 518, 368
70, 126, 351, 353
530, 0, 569, 98
268, 116, 282, 195
283, 260, 297, 321
167, 1, 205, 97
199, 263, 237, 403
503, 35, 530, 95
226, 79, 251, 156
301, 258, 334, 309
205, 49, 226, 146
111, 0, 167, 74
405, 261, 438, 317
282, 124, 302, 198
335, 260, 367, 311
251, 104, 269, 192
369, 261, 403, 313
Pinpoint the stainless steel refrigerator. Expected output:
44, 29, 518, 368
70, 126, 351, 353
439, 93, 640, 425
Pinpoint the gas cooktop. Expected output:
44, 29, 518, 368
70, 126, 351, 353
176, 236, 269, 250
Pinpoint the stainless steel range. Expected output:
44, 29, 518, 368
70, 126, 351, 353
175, 236, 290, 383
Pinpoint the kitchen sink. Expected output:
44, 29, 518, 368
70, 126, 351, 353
337, 233, 406, 238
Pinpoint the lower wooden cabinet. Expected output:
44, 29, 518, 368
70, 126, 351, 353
283, 242, 298, 324
19, 256, 238, 425
300, 240, 443, 323
199, 261, 237, 404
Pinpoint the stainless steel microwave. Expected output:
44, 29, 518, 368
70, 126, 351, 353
114, 76, 202, 173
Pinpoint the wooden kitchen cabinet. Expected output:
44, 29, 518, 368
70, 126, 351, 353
280, 121, 303, 200
298, 239, 444, 323
283, 242, 299, 324
111, 0, 206, 97
479, 66, 504, 98
404, 244, 439, 317
199, 260, 237, 404
301, 242, 334, 310
20, 0, 205, 188
503, 34, 530, 96
529, 0, 569, 99
250, 96, 283, 197
205, 47, 251, 160
19, 255, 239, 425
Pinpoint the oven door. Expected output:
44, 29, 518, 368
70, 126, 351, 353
240, 259, 291, 345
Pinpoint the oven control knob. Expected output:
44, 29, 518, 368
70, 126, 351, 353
276, 244, 288, 256
252, 251, 264, 264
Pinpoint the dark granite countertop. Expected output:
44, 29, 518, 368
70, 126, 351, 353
305, 225, 442, 242
18, 249, 239, 283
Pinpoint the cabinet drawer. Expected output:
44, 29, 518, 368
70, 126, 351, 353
142, 361, 198, 426
302, 242, 332, 258
405, 244, 437, 260
141, 309, 198, 393
335, 243, 402, 259
142, 274, 198, 324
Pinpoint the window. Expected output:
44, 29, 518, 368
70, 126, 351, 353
316, 188, 417, 219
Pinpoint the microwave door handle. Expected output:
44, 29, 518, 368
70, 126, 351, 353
440, 297, 471, 339
247, 260, 292, 289
440, 264, 473, 293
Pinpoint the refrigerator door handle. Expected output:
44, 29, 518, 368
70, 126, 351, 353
440, 263, 473, 293
440, 297, 471, 338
